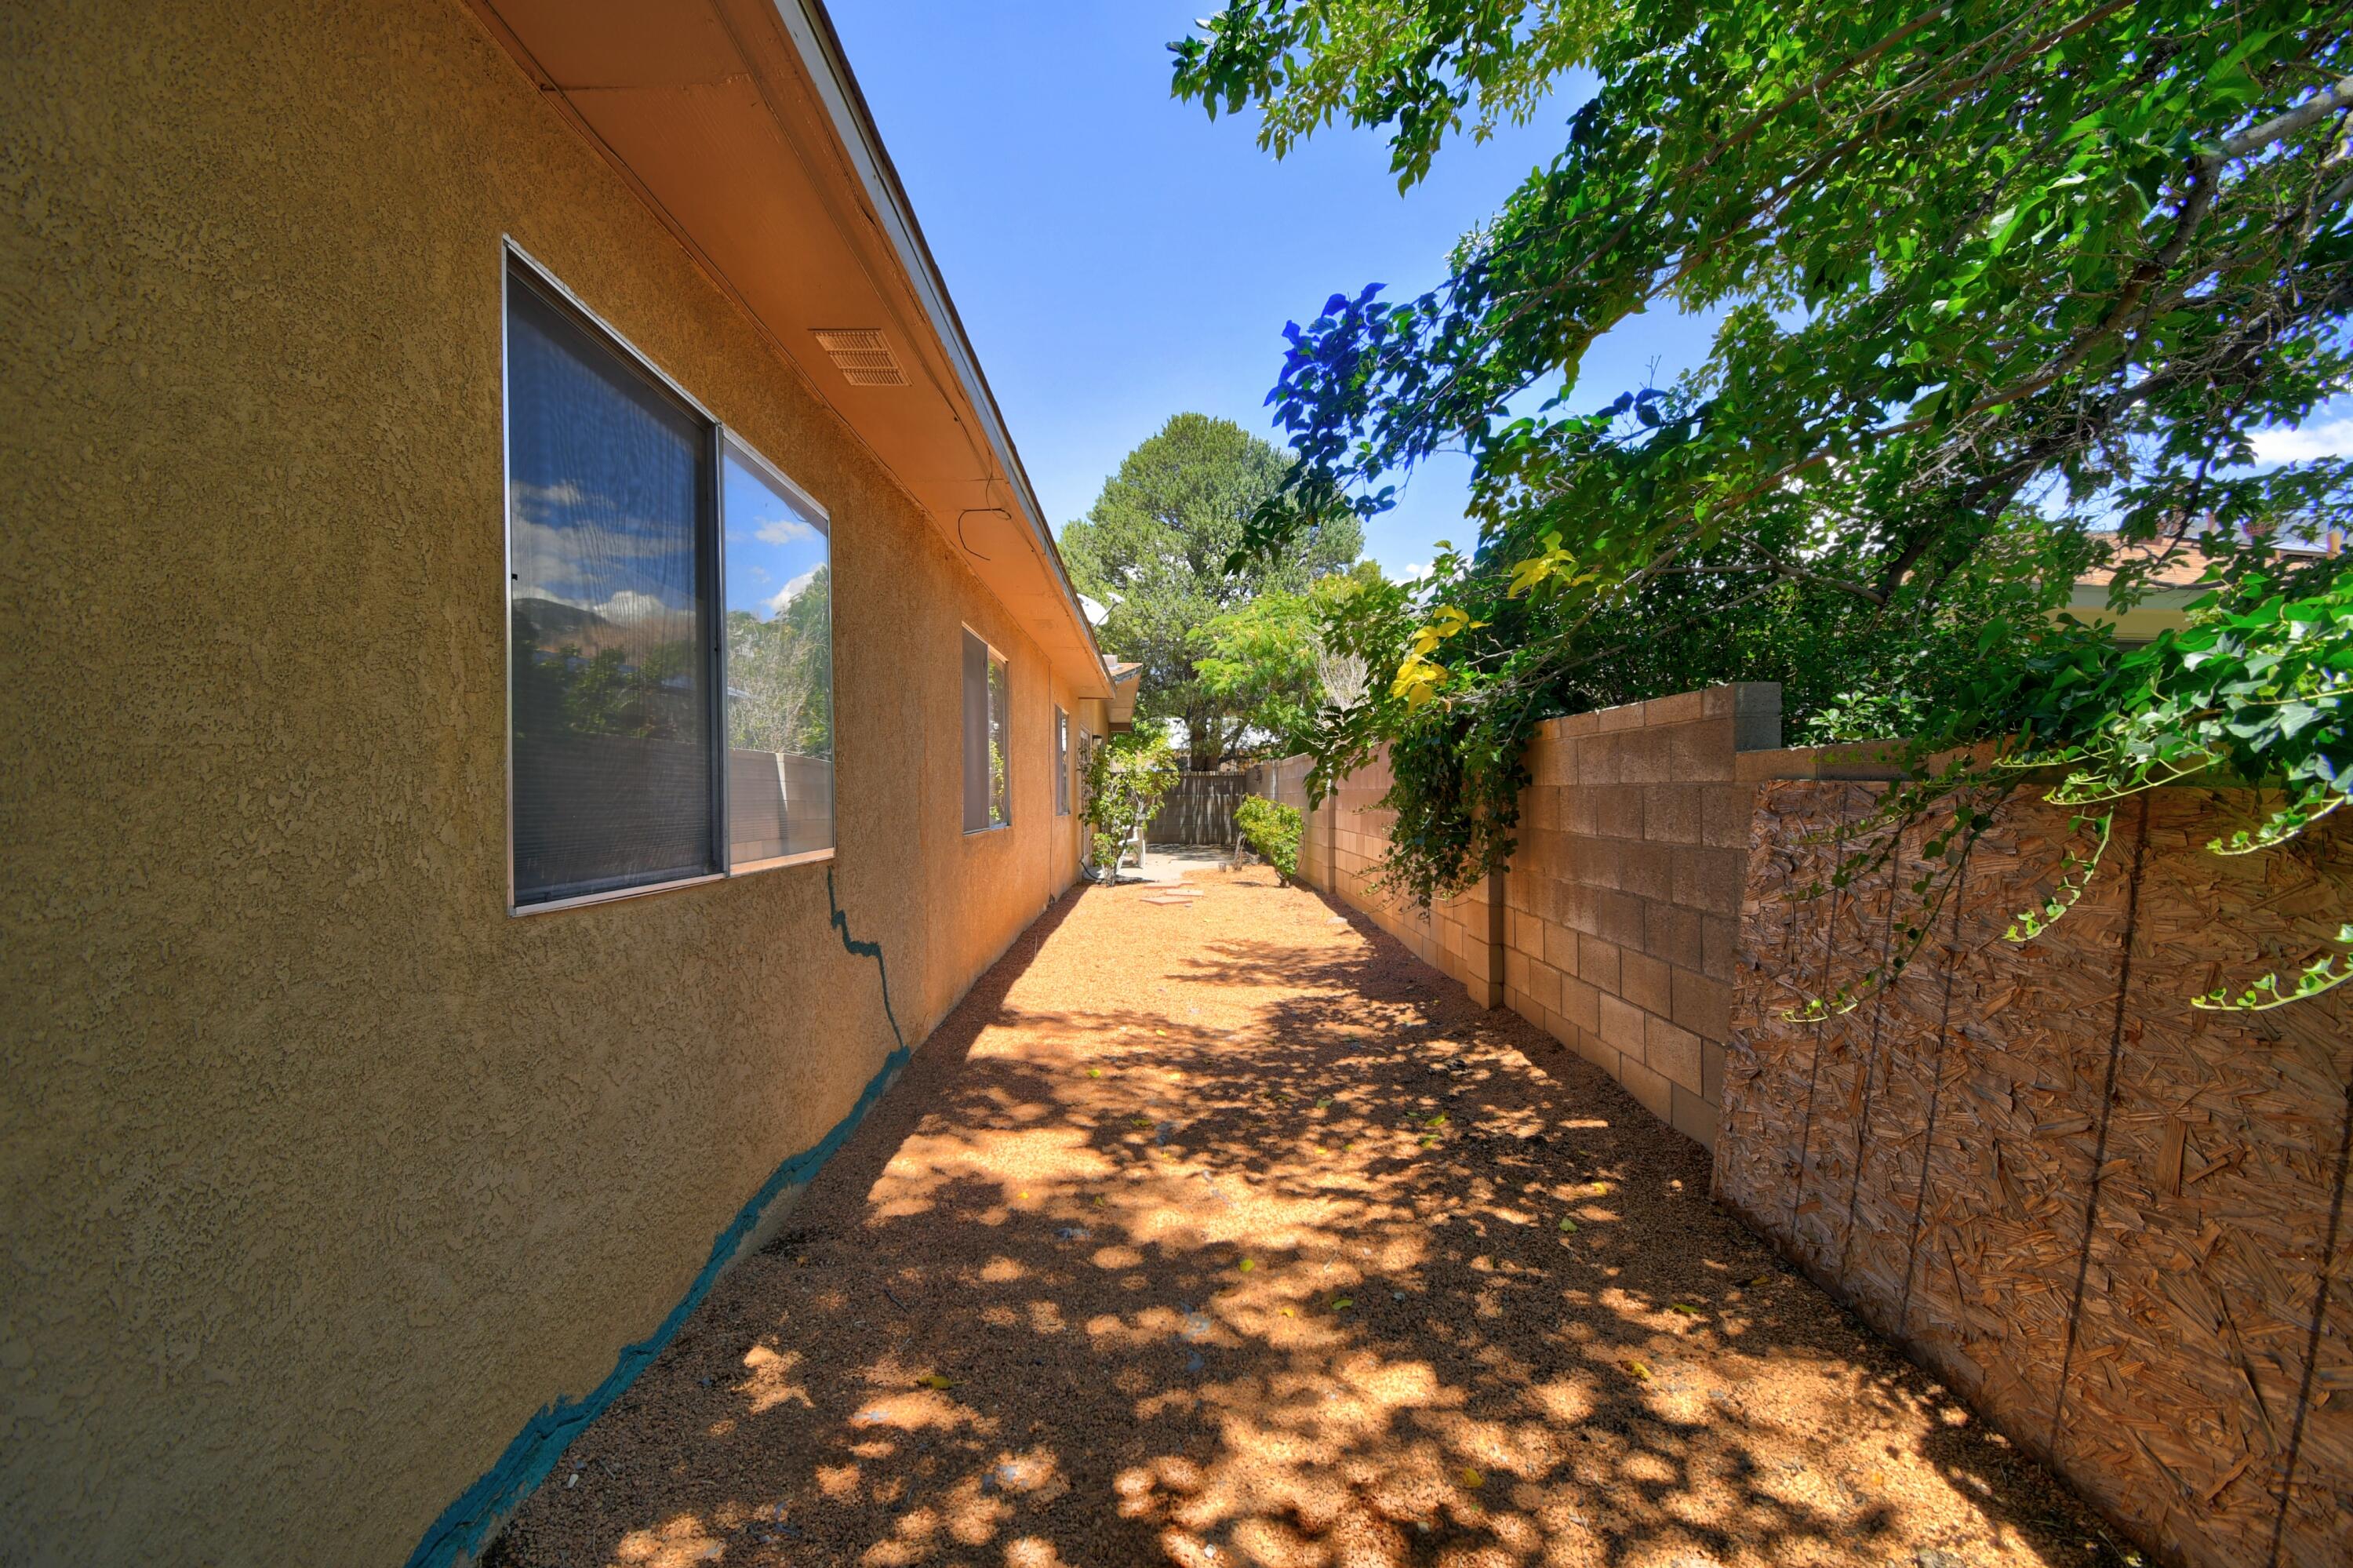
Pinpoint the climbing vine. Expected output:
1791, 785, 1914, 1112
1177, 0, 2353, 1006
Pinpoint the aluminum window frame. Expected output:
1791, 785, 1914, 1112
716, 430, 838, 878
960, 624, 1012, 836
500, 238, 835, 917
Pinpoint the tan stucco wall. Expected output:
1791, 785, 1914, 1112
1, 2, 1082, 1563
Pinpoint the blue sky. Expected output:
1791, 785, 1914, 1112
724, 449, 830, 620
832, 5, 2351, 576
830, 2, 1721, 580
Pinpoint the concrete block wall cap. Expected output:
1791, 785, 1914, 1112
1641, 689, 1707, 727
1595, 701, 1648, 733
1737, 748, 1820, 781
1551, 710, 1602, 738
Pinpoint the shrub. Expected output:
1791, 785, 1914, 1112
1081, 728, 1180, 880
1235, 796, 1303, 883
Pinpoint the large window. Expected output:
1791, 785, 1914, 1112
1054, 706, 1071, 816
504, 247, 833, 911
962, 629, 1009, 833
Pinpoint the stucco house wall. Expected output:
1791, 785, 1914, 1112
1, 1, 1086, 1563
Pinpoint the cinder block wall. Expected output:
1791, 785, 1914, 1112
1321, 749, 1504, 1004
1323, 747, 1440, 966
1291, 683, 1787, 1148
1500, 684, 1783, 1146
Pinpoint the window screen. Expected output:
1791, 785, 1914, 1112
1054, 708, 1071, 815
506, 265, 715, 906
962, 630, 1009, 831
722, 439, 833, 868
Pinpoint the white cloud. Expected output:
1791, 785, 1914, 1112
589, 589, 683, 625
766, 568, 819, 615
511, 480, 588, 518
1401, 562, 1433, 583
754, 515, 820, 546
2249, 418, 2353, 465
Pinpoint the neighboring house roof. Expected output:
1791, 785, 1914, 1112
2064, 533, 2338, 643
464, 0, 1109, 701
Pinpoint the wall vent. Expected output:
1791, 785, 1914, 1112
810, 328, 907, 387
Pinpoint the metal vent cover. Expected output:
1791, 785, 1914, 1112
810, 328, 907, 387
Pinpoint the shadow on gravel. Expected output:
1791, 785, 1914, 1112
491, 871, 2125, 1568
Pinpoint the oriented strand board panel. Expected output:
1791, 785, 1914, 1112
1720, 782, 2353, 1568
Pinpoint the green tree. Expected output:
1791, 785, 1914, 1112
1060, 413, 1362, 768
726, 566, 832, 757
1175, 0, 2352, 1005
1197, 561, 1389, 756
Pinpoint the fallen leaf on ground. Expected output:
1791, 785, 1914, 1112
922, 1375, 954, 1389
1461, 1468, 1485, 1489
1672, 1303, 1702, 1316
1558, 1218, 1578, 1233
1238, 1258, 1256, 1272
1330, 1297, 1353, 1312
1627, 1361, 1652, 1381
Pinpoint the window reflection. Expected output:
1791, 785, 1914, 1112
722, 442, 834, 866
507, 270, 713, 904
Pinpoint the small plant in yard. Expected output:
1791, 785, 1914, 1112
1235, 796, 1303, 882
1082, 727, 1180, 880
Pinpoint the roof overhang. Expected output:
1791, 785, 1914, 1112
466, 0, 1109, 701
1105, 660, 1142, 733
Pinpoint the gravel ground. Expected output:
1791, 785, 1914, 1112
493, 866, 2126, 1568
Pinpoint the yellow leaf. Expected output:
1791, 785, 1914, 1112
1558, 1217, 1577, 1233
1281, 1307, 1295, 1317
1748, 1272, 1773, 1286
1591, 1182, 1609, 1195
1627, 1360, 1651, 1381
1460, 1468, 1485, 1489
1088, 1068, 1101, 1079
1238, 1258, 1256, 1272
1330, 1297, 1353, 1312
1672, 1303, 1700, 1316
922, 1374, 954, 1389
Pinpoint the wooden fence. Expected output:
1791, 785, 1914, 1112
1146, 771, 1247, 846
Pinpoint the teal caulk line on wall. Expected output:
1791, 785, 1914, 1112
405, 869, 907, 1568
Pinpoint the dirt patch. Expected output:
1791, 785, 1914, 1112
493, 868, 2126, 1567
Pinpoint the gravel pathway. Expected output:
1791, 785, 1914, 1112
493, 868, 2123, 1568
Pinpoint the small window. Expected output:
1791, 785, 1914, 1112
962, 629, 1010, 832
1054, 707, 1071, 815
722, 438, 834, 870
504, 246, 833, 911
